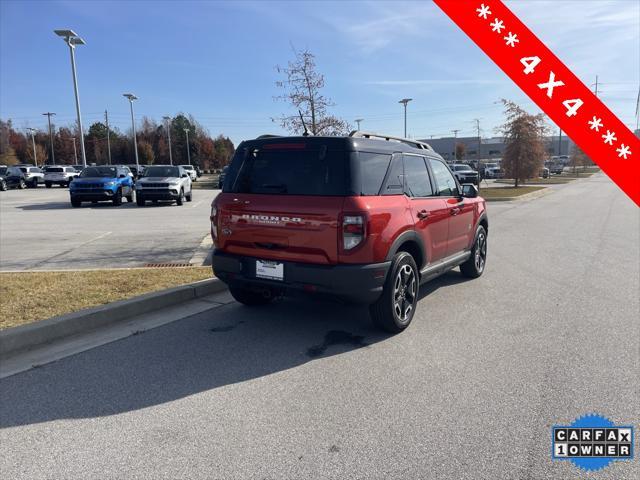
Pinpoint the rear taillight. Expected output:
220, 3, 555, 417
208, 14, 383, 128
210, 205, 218, 241
342, 215, 365, 250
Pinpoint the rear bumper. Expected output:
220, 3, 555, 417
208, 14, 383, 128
212, 250, 391, 304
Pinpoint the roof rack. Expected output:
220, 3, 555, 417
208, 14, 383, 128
349, 131, 433, 151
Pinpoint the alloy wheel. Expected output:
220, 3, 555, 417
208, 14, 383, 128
393, 264, 417, 323
474, 232, 487, 273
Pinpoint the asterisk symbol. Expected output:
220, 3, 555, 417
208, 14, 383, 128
504, 32, 519, 47
588, 116, 603, 132
616, 144, 631, 159
476, 4, 492, 19
602, 130, 617, 145
490, 19, 505, 33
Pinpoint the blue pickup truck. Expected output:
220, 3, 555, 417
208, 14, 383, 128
69, 165, 135, 207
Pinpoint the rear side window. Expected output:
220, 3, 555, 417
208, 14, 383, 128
227, 147, 347, 196
358, 152, 392, 195
48, 167, 64, 173
382, 155, 404, 195
403, 155, 432, 197
429, 159, 458, 196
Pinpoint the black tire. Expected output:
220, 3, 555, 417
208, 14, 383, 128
71, 198, 82, 208
186, 191, 192, 202
113, 188, 123, 206
460, 226, 487, 279
18, 179, 26, 189
229, 286, 273, 306
45, 182, 52, 188
126, 190, 135, 203
176, 188, 184, 206
0, 180, 7, 191
369, 252, 419, 333
136, 194, 145, 206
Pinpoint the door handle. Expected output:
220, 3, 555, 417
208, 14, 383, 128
417, 210, 429, 219
450, 207, 460, 216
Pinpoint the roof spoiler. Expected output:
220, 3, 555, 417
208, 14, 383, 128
349, 130, 433, 151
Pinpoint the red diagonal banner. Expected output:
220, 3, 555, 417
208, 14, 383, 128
433, 0, 639, 206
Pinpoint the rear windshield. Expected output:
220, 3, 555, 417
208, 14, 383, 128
80, 167, 117, 178
226, 146, 347, 195
145, 166, 179, 177
47, 167, 64, 173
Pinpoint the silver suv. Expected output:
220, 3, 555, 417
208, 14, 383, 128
44, 166, 79, 187
17, 165, 44, 188
135, 165, 192, 206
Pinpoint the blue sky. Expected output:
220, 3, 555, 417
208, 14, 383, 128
1, 0, 638, 146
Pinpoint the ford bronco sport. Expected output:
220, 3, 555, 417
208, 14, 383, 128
210, 132, 488, 333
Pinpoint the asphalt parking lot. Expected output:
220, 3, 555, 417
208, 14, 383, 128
1, 173, 638, 479
0, 186, 219, 270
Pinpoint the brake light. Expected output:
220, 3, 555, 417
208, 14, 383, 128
342, 215, 365, 250
210, 204, 218, 242
262, 143, 306, 150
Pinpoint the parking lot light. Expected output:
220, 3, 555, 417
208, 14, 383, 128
163, 116, 173, 165
27, 128, 38, 167
123, 93, 140, 169
399, 98, 412, 138
54, 29, 87, 168
184, 128, 191, 165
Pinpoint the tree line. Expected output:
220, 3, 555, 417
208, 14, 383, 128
0, 114, 234, 171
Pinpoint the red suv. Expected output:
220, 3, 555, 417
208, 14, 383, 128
210, 132, 488, 333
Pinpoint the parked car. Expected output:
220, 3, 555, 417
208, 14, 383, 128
210, 132, 488, 333
44, 166, 79, 187
1, 166, 28, 190
180, 164, 198, 181
483, 163, 502, 179
540, 167, 550, 179
217, 165, 229, 188
124, 164, 141, 179
16, 166, 44, 187
549, 163, 564, 174
69, 165, 135, 207
194, 165, 203, 177
135, 165, 192, 206
450, 163, 480, 185
72, 164, 85, 174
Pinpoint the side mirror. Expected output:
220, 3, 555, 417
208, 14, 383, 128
461, 184, 478, 198
182, 173, 188, 178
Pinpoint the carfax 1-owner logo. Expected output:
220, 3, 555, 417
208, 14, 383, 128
552, 414, 634, 472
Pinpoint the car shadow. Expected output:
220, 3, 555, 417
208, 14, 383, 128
17, 202, 139, 210
0, 270, 470, 429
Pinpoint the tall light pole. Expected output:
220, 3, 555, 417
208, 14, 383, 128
27, 128, 38, 166
398, 98, 412, 138
163, 116, 173, 165
184, 128, 191, 165
355, 118, 364, 130
105, 110, 112, 164
123, 93, 140, 169
54, 29, 87, 168
42, 112, 56, 165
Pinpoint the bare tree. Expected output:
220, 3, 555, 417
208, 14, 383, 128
570, 144, 593, 176
499, 100, 548, 187
455, 142, 466, 160
274, 48, 350, 136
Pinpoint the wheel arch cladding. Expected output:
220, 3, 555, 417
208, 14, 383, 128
386, 231, 426, 269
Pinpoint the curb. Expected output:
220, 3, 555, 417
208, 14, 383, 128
484, 187, 552, 202
0, 277, 227, 359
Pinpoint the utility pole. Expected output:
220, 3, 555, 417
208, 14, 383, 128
105, 110, 112, 164
473, 119, 481, 163
184, 128, 191, 165
355, 118, 363, 130
163, 116, 173, 165
73, 138, 78, 163
398, 98, 412, 138
27, 128, 37, 166
42, 112, 56, 165
558, 128, 562, 156
593, 75, 599, 97
451, 129, 460, 161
